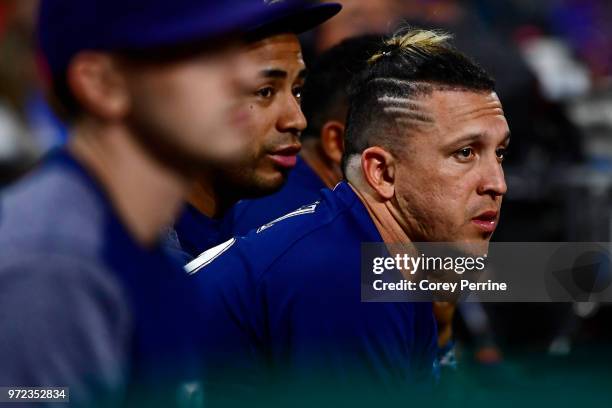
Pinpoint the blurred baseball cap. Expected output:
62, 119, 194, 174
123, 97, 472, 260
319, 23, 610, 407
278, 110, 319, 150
248, 1, 342, 38
38, 0, 341, 78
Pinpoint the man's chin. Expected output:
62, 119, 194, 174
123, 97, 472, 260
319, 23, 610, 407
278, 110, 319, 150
461, 239, 491, 257
442, 238, 490, 257
249, 180, 286, 199
234, 173, 288, 200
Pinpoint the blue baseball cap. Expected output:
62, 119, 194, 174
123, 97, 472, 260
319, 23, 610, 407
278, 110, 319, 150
247, 1, 342, 38
38, 0, 341, 78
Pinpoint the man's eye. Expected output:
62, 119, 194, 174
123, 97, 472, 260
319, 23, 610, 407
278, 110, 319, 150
293, 86, 303, 100
256, 87, 275, 98
455, 147, 474, 159
496, 147, 507, 160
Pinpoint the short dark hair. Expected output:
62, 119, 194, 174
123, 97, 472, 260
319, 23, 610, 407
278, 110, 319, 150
342, 28, 496, 173
300, 34, 383, 140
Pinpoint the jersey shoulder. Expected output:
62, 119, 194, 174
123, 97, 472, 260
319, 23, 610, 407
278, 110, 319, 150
0, 153, 106, 257
186, 187, 354, 281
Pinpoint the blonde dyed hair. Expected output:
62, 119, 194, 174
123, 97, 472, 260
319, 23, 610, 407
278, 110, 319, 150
368, 28, 453, 64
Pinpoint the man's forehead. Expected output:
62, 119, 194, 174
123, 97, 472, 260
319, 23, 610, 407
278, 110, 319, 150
243, 33, 304, 64
426, 89, 505, 122
421, 90, 510, 144
382, 88, 509, 145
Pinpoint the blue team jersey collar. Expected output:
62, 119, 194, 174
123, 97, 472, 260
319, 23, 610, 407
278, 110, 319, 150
174, 204, 226, 257
333, 181, 383, 243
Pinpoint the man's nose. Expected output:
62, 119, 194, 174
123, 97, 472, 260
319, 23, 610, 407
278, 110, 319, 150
477, 155, 507, 198
277, 93, 307, 135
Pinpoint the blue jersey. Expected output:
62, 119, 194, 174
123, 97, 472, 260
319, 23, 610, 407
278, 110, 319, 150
188, 181, 438, 401
227, 156, 327, 236
170, 204, 233, 261
0, 149, 203, 406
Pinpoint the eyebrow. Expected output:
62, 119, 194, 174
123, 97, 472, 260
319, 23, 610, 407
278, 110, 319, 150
259, 68, 307, 80
450, 131, 511, 148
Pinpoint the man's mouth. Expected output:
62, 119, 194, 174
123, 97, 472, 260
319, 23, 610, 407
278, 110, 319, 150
471, 210, 498, 234
267, 145, 301, 169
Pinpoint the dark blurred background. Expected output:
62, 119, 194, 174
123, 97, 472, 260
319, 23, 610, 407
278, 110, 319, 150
1, 0, 611, 403
0, 0, 66, 184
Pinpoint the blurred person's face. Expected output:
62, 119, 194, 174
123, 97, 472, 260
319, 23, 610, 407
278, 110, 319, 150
392, 90, 509, 243
119, 44, 257, 172
210, 33, 306, 197
5, 0, 38, 33
316, 0, 401, 52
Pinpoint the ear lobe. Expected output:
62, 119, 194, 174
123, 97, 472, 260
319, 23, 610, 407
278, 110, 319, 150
361, 146, 396, 200
320, 120, 345, 165
67, 52, 130, 120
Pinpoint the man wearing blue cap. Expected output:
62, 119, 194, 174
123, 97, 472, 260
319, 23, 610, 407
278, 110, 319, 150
169, 2, 342, 262
0, 1, 330, 406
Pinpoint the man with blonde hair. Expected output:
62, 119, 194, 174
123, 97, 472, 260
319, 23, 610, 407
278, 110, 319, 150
188, 28, 510, 402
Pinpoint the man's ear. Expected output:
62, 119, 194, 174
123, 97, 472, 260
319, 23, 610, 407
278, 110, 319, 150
67, 52, 130, 120
320, 120, 345, 165
361, 146, 396, 200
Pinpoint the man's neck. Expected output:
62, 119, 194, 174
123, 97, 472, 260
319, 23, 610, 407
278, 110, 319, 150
349, 181, 424, 284
300, 140, 342, 189
187, 178, 229, 220
348, 182, 411, 244
69, 119, 190, 247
